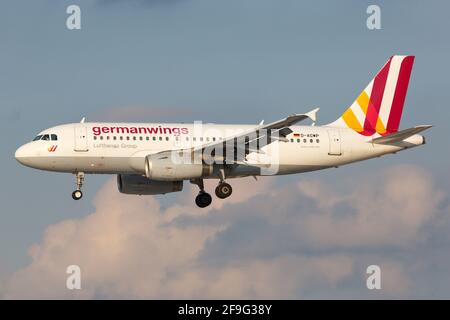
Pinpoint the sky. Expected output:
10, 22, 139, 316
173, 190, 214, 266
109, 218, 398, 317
1, 0, 450, 299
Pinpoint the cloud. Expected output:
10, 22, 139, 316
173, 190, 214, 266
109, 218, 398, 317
2, 165, 445, 299
295, 165, 444, 248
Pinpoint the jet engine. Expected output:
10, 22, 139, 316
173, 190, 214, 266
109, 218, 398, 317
117, 174, 183, 195
145, 151, 213, 181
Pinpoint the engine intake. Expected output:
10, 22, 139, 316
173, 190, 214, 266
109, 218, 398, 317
117, 174, 183, 195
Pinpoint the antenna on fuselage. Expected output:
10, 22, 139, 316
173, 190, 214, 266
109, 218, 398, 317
80, 117, 86, 123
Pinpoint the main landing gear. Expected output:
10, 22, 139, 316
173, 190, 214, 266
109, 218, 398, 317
215, 182, 232, 199
191, 172, 233, 208
72, 172, 84, 200
215, 169, 232, 200
191, 179, 212, 208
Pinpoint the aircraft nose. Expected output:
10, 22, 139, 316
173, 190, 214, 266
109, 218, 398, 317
15, 145, 26, 163
15, 144, 32, 166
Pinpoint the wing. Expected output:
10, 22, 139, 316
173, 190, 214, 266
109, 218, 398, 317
195, 108, 320, 164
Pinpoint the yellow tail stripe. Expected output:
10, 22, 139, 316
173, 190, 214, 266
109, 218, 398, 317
356, 91, 370, 114
375, 117, 387, 134
342, 108, 363, 132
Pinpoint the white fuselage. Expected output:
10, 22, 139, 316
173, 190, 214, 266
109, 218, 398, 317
15, 122, 425, 179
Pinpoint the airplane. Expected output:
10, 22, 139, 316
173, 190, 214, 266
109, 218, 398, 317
15, 55, 431, 208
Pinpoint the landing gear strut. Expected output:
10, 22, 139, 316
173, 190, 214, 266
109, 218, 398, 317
215, 169, 232, 199
191, 179, 212, 208
72, 172, 84, 200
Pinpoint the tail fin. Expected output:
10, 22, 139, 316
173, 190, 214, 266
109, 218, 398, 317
327, 55, 415, 136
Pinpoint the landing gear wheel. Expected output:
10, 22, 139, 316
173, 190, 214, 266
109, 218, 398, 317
195, 192, 212, 208
72, 190, 83, 200
215, 182, 232, 199
72, 172, 85, 201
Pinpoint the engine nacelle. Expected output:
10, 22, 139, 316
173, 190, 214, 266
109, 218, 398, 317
145, 151, 213, 181
117, 174, 183, 195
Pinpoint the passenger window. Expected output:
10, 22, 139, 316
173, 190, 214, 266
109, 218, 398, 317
153, 137, 156, 141
33, 135, 43, 141
42, 134, 50, 141
165, 136, 169, 141
51, 134, 58, 141
94, 136, 97, 140
297, 139, 300, 143
159, 137, 162, 141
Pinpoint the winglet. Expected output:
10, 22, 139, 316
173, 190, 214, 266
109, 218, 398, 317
305, 108, 319, 123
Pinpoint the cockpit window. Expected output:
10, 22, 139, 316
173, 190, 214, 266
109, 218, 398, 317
32, 134, 57, 141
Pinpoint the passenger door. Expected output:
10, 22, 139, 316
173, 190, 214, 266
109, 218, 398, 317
74, 126, 89, 152
327, 129, 341, 156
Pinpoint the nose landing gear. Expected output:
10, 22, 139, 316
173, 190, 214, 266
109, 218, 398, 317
72, 189, 83, 200
72, 172, 84, 201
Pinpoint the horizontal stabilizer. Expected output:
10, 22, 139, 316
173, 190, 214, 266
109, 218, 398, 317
371, 125, 432, 144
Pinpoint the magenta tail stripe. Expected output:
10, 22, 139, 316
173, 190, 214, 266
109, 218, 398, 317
386, 56, 415, 133
362, 57, 392, 136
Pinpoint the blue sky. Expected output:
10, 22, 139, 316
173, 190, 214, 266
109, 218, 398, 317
1, 0, 449, 298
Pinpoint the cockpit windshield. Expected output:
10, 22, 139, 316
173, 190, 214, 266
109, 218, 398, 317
32, 134, 58, 141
